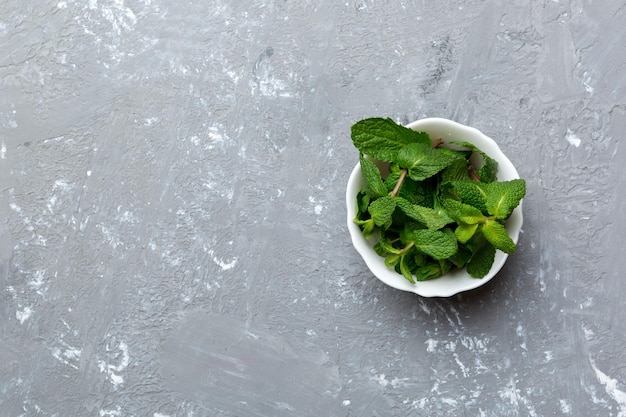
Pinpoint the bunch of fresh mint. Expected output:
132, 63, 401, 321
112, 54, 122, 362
351, 118, 525, 282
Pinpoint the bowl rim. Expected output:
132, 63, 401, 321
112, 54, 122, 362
346, 117, 523, 297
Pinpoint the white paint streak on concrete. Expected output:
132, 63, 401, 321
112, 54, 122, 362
566, 129, 582, 147
144, 117, 159, 126
309, 196, 325, 215
453, 352, 469, 378
98, 341, 130, 388
582, 323, 594, 340
52, 343, 82, 370
99, 407, 122, 417
373, 374, 389, 387
208, 249, 238, 271
16, 306, 33, 324
590, 359, 626, 416
559, 399, 572, 414
425, 338, 438, 352
29, 270, 45, 291
0, 141, 6, 159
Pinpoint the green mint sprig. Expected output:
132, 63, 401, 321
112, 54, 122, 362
351, 118, 525, 282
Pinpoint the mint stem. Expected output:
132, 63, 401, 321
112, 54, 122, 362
390, 169, 407, 197
468, 164, 481, 182
400, 241, 415, 255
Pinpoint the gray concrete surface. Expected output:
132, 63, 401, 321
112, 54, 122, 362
1, 1, 626, 416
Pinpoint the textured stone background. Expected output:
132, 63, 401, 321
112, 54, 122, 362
1, 1, 626, 416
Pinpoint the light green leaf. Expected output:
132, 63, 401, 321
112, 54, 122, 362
385, 254, 401, 268
354, 218, 375, 239
410, 229, 458, 260
395, 197, 451, 230
442, 198, 487, 225
377, 237, 404, 255
485, 179, 526, 220
455, 223, 479, 244
482, 219, 516, 254
367, 196, 396, 228
351, 118, 431, 161
359, 155, 388, 198
397, 143, 462, 181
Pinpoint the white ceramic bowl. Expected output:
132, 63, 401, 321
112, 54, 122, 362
346, 117, 523, 297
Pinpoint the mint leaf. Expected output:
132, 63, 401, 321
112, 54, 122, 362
414, 263, 444, 281
356, 191, 370, 217
449, 244, 472, 268
450, 180, 489, 213
482, 219, 516, 254
377, 237, 404, 255
441, 158, 472, 182
395, 197, 450, 230
455, 223, 479, 244
385, 254, 400, 268
397, 143, 461, 181
367, 196, 396, 228
354, 218, 375, 239
442, 198, 487, 225
450, 141, 499, 183
399, 253, 416, 284
359, 155, 388, 198
410, 229, 458, 260
466, 240, 496, 278
351, 118, 431, 161
485, 179, 526, 220
384, 171, 401, 193
385, 172, 434, 207
400, 178, 436, 208
478, 156, 498, 183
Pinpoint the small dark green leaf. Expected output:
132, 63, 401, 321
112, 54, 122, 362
356, 191, 370, 217
414, 263, 443, 281
399, 254, 416, 284
449, 244, 472, 268
441, 158, 472, 183
384, 171, 401, 193
466, 240, 496, 278
450, 141, 499, 183
478, 156, 498, 183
